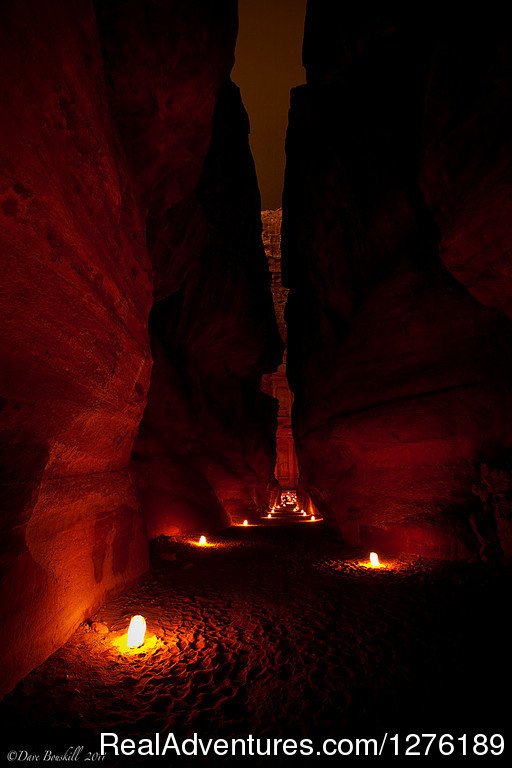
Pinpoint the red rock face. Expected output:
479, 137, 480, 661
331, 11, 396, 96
95, 0, 238, 215
261, 210, 299, 490
133, 83, 282, 535
0, 0, 152, 697
97, 2, 280, 535
420, 19, 512, 318
0, 0, 279, 696
283, 5, 512, 557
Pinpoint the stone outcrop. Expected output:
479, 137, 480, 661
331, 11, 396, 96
283, 3, 512, 557
98, 1, 281, 534
0, 0, 279, 697
133, 83, 282, 534
0, 0, 152, 699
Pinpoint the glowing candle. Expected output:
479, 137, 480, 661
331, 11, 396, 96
267, 513, 272, 518
311, 515, 316, 522
369, 552, 381, 568
127, 615, 146, 648
199, 535, 207, 546
243, 519, 248, 527
302, 510, 307, 516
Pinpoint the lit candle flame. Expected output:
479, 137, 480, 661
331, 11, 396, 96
199, 535, 207, 546
302, 510, 306, 516
243, 519, 248, 527
369, 552, 381, 568
311, 515, 316, 522
267, 513, 272, 518
127, 615, 146, 648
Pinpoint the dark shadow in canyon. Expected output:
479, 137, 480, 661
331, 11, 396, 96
1, 2, 512, 758
282, 1, 512, 560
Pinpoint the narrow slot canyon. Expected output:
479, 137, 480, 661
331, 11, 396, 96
1, 2, 511, 765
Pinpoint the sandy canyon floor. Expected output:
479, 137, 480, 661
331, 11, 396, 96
2, 524, 510, 766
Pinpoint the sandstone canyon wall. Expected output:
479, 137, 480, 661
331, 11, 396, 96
283, 2, 512, 557
132, 83, 282, 534
261, 210, 299, 491
0, 0, 280, 696
0, 0, 151, 701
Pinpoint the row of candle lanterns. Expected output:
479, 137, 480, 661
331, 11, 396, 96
196, 520, 248, 548
124, 552, 382, 649
120, 511, 383, 651
120, 548, 382, 651
267, 510, 317, 520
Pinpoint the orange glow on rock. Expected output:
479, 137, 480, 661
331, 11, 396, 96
127, 615, 146, 648
199, 535, 207, 546
369, 552, 381, 568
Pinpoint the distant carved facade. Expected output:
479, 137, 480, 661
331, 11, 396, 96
261, 209, 299, 489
